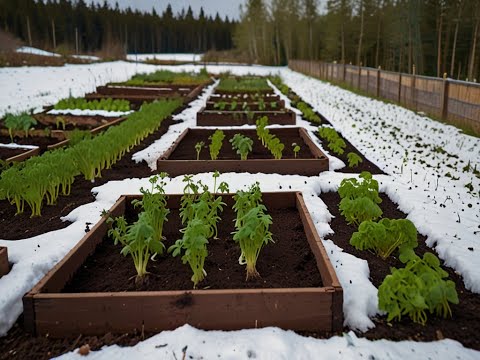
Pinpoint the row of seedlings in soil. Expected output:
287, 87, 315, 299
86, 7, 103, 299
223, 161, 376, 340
112, 69, 211, 87
107, 172, 272, 288
337, 171, 459, 324
0, 99, 181, 216
194, 118, 297, 161
270, 76, 364, 169
0, 97, 134, 164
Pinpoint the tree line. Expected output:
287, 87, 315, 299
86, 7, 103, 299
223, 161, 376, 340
0, 0, 235, 55
235, 0, 480, 80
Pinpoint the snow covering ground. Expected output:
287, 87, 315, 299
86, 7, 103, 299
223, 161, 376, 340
127, 53, 203, 62
0, 63, 478, 358
47, 109, 133, 117
16, 46, 61, 57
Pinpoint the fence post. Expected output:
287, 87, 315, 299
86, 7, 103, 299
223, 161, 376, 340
412, 64, 417, 110
398, 73, 402, 103
358, 63, 362, 89
441, 74, 450, 120
376, 66, 381, 98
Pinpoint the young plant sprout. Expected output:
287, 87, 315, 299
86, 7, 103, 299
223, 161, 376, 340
208, 129, 225, 160
292, 142, 301, 158
347, 152, 363, 168
170, 173, 229, 287
55, 116, 66, 130
232, 182, 273, 279
195, 141, 205, 160
230, 133, 253, 160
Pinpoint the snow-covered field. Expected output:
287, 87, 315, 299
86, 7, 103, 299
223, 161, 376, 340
0, 62, 478, 359
127, 53, 203, 62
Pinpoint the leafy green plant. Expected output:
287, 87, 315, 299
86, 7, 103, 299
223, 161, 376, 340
217, 77, 271, 92
292, 142, 300, 158
258, 97, 266, 111
195, 141, 205, 160
131, 173, 170, 245
170, 173, 229, 287
108, 213, 164, 285
208, 129, 225, 160
256, 116, 269, 145
318, 127, 346, 155
266, 135, 284, 159
297, 102, 321, 123
230, 100, 238, 111
232, 182, 273, 279
3, 113, 37, 141
338, 172, 383, 226
350, 218, 418, 259
66, 129, 92, 147
230, 133, 253, 160
54, 97, 130, 112
214, 101, 227, 111
347, 152, 363, 168
118, 69, 210, 86
378, 247, 459, 325
270, 101, 277, 109
55, 116, 66, 130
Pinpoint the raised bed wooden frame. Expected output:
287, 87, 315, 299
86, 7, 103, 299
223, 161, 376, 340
0, 246, 9, 277
3, 147, 40, 163
205, 100, 286, 111
196, 108, 296, 126
157, 127, 329, 176
23, 192, 342, 337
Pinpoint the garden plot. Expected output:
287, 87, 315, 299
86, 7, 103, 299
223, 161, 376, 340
0, 65, 479, 359
157, 127, 328, 176
0, 143, 39, 163
197, 77, 296, 126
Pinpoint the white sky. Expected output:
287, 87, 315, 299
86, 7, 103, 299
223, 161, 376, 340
88, 0, 246, 20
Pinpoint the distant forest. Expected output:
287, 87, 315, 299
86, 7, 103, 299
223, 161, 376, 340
236, 0, 480, 79
0, 0, 235, 54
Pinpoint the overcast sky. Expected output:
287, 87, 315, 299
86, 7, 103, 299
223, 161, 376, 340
89, 0, 246, 20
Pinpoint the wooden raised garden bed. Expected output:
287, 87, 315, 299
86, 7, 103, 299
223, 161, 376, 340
86, 83, 207, 106
157, 127, 328, 176
0, 145, 40, 163
209, 93, 281, 102
23, 192, 343, 337
205, 100, 286, 111
0, 246, 9, 277
196, 108, 296, 126
214, 88, 273, 95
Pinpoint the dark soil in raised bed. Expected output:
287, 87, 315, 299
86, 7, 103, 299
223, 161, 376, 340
0, 134, 61, 151
168, 128, 315, 160
0, 115, 180, 241
318, 191, 480, 350
64, 206, 322, 292
34, 113, 120, 131
0, 147, 27, 160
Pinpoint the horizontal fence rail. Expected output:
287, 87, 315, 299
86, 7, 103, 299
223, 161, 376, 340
289, 60, 480, 135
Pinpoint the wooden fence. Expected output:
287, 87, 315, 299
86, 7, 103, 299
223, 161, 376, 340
289, 60, 480, 135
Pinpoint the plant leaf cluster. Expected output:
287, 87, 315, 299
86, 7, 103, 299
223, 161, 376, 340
54, 97, 130, 112
318, 127, 347, 155
255, 116, 284, 159
378, 248, 459, 325
108, 174, 169, 284
232, 182, 273, 279
208, 129, 225, 160
338, 172, 382, 226
230, 133, 253, 160
350, 218, 418, 259
3, 113, 37, 141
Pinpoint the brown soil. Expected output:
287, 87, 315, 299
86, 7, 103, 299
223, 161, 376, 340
64, 206, 322, 292
168, 128, 315, 160
0, 134, 61, 151
0, 147, 27, 160
34, 113, 120, 131
318, 191, 480, 350
0, 116, 179, 241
